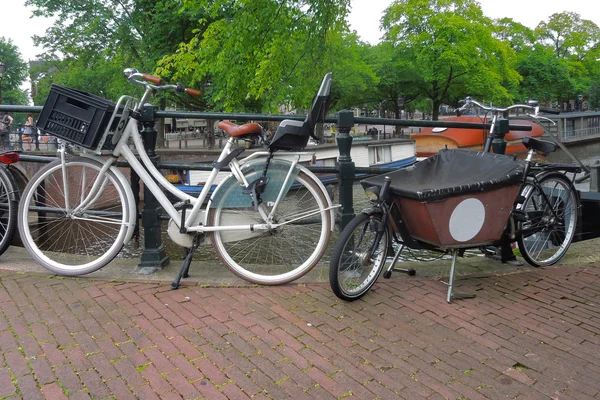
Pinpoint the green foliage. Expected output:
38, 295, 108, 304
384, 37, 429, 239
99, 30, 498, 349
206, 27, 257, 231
15, 0, 600, 118
382, 0, 520, 119
26, 0, 203, 105
535, 12, 600, 60
157, 0, 353, 112
515, 45, 573, 104
0, 38, 29, 106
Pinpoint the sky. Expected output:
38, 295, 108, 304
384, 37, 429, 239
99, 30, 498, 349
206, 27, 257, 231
0, 0, 599, 62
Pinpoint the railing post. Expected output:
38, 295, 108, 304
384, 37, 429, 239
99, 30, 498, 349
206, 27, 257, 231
491, 117, 509, 155
336, 110, 355, 230
137, 103, 169, 272
590, 160, 600, 192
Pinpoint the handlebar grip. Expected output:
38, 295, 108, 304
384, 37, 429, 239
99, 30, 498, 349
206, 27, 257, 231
508, 124, 533, 131
539, 107, 560, 115
185, 88, 201, 97
142, 74, 163, 85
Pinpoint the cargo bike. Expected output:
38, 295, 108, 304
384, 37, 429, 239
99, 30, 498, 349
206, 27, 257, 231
330, 102, 581, 303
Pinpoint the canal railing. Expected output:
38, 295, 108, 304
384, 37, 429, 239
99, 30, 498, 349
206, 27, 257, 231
1, 103, 534, 269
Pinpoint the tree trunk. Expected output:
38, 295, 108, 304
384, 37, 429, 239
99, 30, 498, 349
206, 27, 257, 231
432, 99, 442, 121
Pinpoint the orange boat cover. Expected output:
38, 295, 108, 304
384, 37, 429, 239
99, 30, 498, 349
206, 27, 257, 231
410, 116, 544, 157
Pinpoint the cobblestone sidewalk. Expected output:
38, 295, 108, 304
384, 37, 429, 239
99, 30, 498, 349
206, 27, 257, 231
0, 266, 599, 399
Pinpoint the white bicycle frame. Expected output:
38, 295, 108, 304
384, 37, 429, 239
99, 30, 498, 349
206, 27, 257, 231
65, 96, 336, 245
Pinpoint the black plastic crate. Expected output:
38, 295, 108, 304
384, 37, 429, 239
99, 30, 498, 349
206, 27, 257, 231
37, 84, 117, 150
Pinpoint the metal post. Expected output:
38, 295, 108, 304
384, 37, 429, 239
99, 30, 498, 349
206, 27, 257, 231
138, 103, 169, 271
590, 160, 600, 192
336, 110, 355, 230
491, 117, 509, 155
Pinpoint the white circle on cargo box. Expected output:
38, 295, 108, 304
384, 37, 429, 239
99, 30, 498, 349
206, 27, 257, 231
449, 198, 485, 242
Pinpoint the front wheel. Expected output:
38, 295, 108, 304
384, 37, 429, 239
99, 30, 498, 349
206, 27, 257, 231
517, 173, 578, 267
18, 157, 133, 275
0, 166, 19, 256
329, 212, 390, 301
209, 170, 331, 285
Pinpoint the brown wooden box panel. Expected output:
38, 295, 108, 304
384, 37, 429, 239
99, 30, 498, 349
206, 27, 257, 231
395, 185, 520, 248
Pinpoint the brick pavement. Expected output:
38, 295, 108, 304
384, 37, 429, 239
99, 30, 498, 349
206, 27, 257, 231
0, 266, 599, 399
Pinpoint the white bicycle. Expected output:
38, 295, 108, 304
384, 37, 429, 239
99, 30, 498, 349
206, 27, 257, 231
19, 68, 338, 287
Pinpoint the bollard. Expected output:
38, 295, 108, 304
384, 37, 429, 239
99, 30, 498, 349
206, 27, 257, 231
336, 110, 356, 230
590, 160, 600, 192
138, 104, 169, 271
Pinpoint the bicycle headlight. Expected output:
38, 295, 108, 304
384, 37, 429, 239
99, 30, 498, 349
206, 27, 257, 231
364, 186, 380, 201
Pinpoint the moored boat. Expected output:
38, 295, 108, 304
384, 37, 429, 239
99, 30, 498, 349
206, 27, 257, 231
411, 116, 544, 157
175, 138, 416, 197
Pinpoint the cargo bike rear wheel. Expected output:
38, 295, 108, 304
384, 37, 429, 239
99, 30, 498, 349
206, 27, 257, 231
516, 173, 578, 267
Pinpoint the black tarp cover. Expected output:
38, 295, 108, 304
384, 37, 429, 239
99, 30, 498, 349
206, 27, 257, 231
361, 149, 525, 202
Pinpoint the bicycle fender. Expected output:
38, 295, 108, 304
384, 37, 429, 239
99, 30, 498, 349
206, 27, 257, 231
295, 164, 337, 232
206, 158, 336, 231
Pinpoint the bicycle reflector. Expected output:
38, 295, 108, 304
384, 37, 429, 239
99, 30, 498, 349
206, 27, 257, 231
0, 152, 20, 165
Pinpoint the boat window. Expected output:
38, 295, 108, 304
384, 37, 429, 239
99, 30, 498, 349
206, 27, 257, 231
369, 145, 392, 165
313, 157, 336, 167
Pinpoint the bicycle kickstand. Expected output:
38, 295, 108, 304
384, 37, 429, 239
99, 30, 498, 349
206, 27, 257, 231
445, 249, 476, 303
171, 235, 201, 290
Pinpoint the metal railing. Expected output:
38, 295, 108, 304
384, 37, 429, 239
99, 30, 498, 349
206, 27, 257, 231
561, 126, 600, 142
0, 103, 530, 270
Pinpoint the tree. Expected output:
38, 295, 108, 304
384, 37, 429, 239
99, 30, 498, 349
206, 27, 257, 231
0, 38, 29, 107
515, 46, 572, 105
535, 12, 600, 60
365, 42, 421, 118
493, 18, 536, 54
157, 0, 352, 113
26, 0, 204, 105
535, 12, 600, 108
382, 0, 520, 120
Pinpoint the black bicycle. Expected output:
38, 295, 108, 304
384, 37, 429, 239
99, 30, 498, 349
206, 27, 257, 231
0, 152, 22, 256
329, 101, 580, 303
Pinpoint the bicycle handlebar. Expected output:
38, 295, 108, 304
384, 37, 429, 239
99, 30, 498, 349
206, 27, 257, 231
123, 68, 200, 97
459, 96, 560, 116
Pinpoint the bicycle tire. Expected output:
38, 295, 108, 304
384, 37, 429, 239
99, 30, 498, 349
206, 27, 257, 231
18, 157, 132, 275
517, 173, 578, 267
329, 212, 389, 301
0, 166, 19, 256
209, 170, 331, 285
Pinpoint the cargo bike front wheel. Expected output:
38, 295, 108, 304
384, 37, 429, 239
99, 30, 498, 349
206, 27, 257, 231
329, 212, 391, 301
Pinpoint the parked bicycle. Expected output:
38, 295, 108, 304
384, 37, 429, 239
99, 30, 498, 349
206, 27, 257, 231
0, 152, 21, 256
19, 69, 337, 288
330, 100, 581, 303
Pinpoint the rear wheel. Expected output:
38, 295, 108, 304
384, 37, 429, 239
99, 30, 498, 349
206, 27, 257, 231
517, 173, 578, 267
329, 212, 389, 301
210, 170, 331, 285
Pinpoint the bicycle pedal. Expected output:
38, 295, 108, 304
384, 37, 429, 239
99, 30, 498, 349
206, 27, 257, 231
173, 200, 193, 210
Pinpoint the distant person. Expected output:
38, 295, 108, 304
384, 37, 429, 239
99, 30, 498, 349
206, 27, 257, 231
0, 113, 13, 149
24, 113, 34, 150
